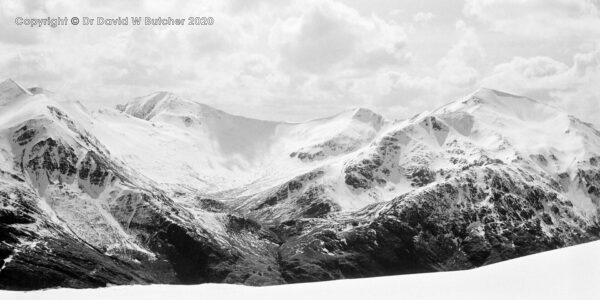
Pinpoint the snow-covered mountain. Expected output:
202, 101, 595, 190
0, 78, 598, 290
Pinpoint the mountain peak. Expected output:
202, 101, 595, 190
472, 87, 522, 98
0, 78, 32, 103
437, 87, 552, 113
466, 87, 545, 107
118, 91, 233, 122
148, 90, 178, 100
117, 91, 188, 120
332, 107, 386, 130
429, 88, 566, 128
353, 106, 384, 119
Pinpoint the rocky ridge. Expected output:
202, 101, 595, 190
0, 79, 598, 290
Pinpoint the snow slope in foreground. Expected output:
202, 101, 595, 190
3, 241, 599, 300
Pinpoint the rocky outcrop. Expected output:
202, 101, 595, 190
272, 165, 599, 283
242, 170, 339, 221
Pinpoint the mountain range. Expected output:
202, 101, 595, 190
0, 78, 599, 290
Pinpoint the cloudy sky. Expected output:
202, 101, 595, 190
1, 0, 599, 123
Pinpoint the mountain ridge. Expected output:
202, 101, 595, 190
0, 79, 598, 290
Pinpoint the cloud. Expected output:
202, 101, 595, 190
463, 0, 600, 39
413, 12, 435, 23
372, 71, 436, 115
0, 0, 597, 125
370, 20, 486, 118
436, 20, 485, 88
0, 0, 48, 45
271, 1, 409, 74
481, 45, 600, 123
0, 50, 66, 83
482, 56, 569, 94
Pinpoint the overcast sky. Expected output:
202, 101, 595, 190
1, 0, 599, 123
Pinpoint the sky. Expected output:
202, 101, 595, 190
0, 0, 599, 124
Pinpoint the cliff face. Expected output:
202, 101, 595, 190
0, 81, 598, 290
